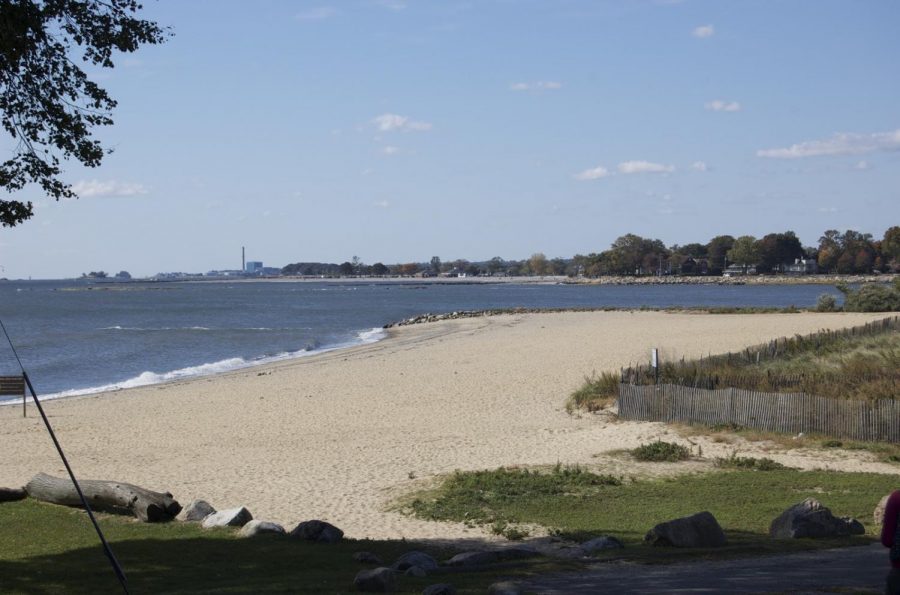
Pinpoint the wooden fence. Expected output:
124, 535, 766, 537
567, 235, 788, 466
618, 383, 900, 443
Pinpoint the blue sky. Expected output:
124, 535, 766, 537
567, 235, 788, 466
1, 0, 898, 278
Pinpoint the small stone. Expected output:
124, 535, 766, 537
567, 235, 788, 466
289, 519, 344, 543
405, 565, 427, 577
392, 551, 438, 572
445, 551, 500, 567
201, 506, 252, 529
422, 584, 456, 595
176, 499, 216, 522
353, 567, 396, 592
238, 520, 285, 537
487, 581, 522, 595
353, 551, 384, 565
580, 535, 625, 554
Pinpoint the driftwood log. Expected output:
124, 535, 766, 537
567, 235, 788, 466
25, 473, 181, 522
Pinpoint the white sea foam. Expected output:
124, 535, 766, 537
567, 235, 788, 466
2, 327, 387, 404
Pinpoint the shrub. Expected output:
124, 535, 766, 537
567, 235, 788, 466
815, 293, 838, 312
839, 283, 900, 312
714, 453, 788, 471
631, 441, 690, 462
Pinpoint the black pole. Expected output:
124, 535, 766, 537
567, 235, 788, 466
0, 320, 129, 594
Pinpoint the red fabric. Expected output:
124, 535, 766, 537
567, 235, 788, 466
883, 490, 900, 569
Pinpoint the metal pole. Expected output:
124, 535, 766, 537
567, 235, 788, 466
0, 319, 129, 593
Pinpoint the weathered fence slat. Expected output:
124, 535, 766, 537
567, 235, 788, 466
617, 383, 898, 443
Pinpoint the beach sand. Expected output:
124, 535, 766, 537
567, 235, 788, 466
0, 311, 896, 541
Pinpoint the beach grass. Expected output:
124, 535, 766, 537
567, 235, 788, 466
0, 499, 575, 594
569, 317, 900, 412
408, 466, 893, 562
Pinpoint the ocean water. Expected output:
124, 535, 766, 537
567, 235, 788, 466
0, 279, 842, 401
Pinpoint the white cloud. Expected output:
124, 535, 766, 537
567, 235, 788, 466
855, 160, 869, 170
510, 81, 562, 92
361, 168, 376, 176
618, 160, 675, 174
381, 145, 400, 155
373, 200, 390, 208
705, 100, 741, 112
692, 24, 714, 38
372, 113, 432, 132
71, 180, 148, 198
574, 165, 611, 180
757, 129, 900, 159
691, 161, 708, 171
296, 7, 336, 21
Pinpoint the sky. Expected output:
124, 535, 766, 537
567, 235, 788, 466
1, 0, 898, 279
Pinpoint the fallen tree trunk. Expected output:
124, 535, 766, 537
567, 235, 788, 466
25, 473, 181, 522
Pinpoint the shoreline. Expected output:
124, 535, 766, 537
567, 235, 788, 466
0, 310, 895, 542
9, 273, 896, 286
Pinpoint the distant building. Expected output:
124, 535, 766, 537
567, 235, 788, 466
245, 261, 263, 274
785, 258, 818, 275
724, 264, 757, 276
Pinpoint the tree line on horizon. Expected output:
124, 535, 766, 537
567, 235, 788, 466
281, 227, 900, 279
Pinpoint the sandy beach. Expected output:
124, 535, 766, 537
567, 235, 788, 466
0, 311, 896, 541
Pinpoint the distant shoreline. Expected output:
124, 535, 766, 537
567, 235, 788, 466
24, 273, 896, 286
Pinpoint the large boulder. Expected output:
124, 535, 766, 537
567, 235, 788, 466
201, 506, 252, 529
645, 511, 727, 547
176, 499, 216, 522
392, 551, 439, 572
875, 493, 892, 527
422, 585, 456, 595
770, 498, 865, 539
289, 519, 344, 543
353, 567, 396, 592
238, 520, 286, 537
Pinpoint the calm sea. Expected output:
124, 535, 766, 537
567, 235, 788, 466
0, 280, 842, 401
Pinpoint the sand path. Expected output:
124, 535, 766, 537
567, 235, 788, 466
0, 311, 895, 540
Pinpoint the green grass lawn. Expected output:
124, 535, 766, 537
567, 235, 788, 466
0, 499, 575, 594
408, 465, 895, 563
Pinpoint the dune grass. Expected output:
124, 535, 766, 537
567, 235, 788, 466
0, 499, 574, 594
569, 317, 900, 412
408, 466, 893, 563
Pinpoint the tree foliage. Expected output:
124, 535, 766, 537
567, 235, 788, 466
0, 0, 168, 226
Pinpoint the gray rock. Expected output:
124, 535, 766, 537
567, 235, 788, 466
289, 519, 344, 543
354, 551, 384, 565
580, 535, 625, 554
176, 499, 216, 522
238, 520, 285, 537
422, 584, 456, 595
445, 547, 539, 567
645, 511, 727, 548
353, 567, 396, 592
445, 551, 500, 567
392, 551, 438, 572
405, 565, 428, 577
875, 493, 892, 527
201, 506, 252, 529
487, 581, 523, 595
769, 498, 866, 539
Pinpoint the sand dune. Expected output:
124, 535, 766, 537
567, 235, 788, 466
0, 311, 895, 541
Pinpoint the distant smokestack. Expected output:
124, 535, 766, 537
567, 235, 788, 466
242, 246, 245, 271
